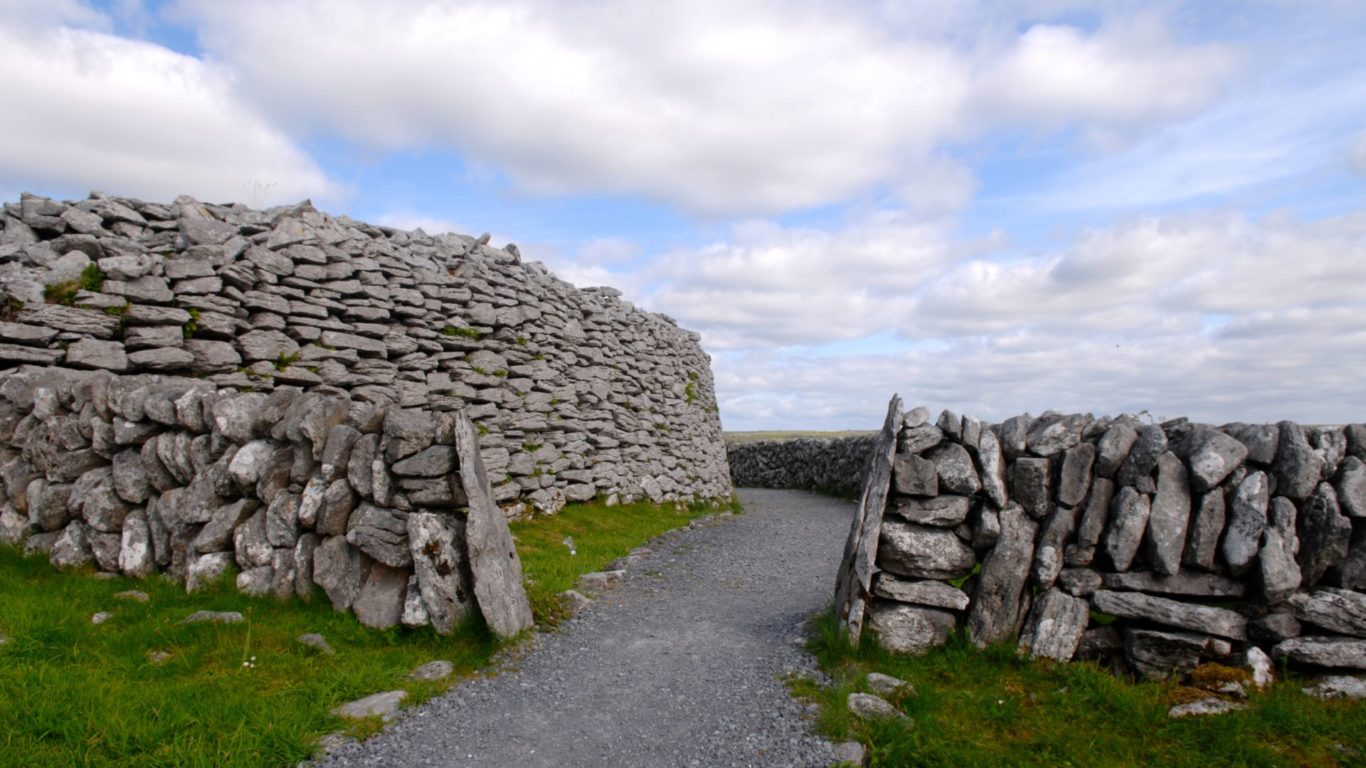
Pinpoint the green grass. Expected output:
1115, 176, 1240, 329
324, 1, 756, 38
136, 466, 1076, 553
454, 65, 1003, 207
0, 546, 499, 768
724, 430, 875, 444
511, 497, 736, 625
43, 265, 106, 305
0, 496, 737, 767
795, 608, 1365, 768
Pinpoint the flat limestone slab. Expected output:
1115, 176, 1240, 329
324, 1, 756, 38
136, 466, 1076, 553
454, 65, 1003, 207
454, 411, 533, 639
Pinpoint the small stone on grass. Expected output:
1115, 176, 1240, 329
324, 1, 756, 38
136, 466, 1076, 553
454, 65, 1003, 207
847, 692, 908, 721
560, 589, 593, 614
91, 611, 113, 625
147, 650, 172, 664
114, 590, 150, 602
576, 570, 626, 593
1303, 676, 1366, 700
831, 741, 867, 766
1168, 697, 1247, 718
298, 633, 336, 655
182, 610, 244, 624
332, 690, 407, 721
866, 672, 913, 697
410, 660, 454, 681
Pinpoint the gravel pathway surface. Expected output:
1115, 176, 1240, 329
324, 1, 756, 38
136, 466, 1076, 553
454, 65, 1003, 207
319, 488, 855, 768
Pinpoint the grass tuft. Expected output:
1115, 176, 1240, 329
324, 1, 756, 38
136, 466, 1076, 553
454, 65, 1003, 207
794, 607, 1365, 768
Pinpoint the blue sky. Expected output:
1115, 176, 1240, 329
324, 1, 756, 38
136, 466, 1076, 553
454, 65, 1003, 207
3, 0, 1365, 430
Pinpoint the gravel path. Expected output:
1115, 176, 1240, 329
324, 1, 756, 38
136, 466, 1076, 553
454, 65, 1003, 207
319, 488, 855, 768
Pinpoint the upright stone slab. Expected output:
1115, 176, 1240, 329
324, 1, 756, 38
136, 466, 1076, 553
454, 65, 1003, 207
1018, 588, 1089, 662
1146, 452, 1190, 575
968, 503, 1037, 647
834, 395, 903, 642
1223, 471, 1269, 576
453, 411, 533, 639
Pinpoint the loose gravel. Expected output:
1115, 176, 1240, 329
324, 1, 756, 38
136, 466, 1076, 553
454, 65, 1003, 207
319, 488, 856, 768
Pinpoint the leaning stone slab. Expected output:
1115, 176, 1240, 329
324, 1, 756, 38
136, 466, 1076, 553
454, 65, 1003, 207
1104, 486, 1150, 571
1273, 637, 1366, 669
1018, 588, 1089, 662
872, 573, 970, 611
332, 690, 407, 721
968, 503, 1037, 647
1032, 505, 1079, 589
835, 396, 903, 641
1092, 589, 1247, 640
878, 520, 976, 580
1287, 588, 1366, 637
1298, 482, 1352, 586
1260, 497, 1302, 604
866, 600, 956, 656
1182, 490, 1225, 572
975, 428, 1008, 507
1100, 571, 1245, 598
454, 410, 533, 639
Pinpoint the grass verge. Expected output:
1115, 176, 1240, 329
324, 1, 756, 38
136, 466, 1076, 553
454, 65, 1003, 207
794, 607, 1365, 768
0, 496, 734, 767
511, 496, 737, 625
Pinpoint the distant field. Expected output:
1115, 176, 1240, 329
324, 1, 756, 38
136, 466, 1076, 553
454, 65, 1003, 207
724, 430, 875, 444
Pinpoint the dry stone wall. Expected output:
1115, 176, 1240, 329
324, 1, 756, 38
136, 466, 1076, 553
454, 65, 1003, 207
0, 192, 730, 515
0, 365, 533, 637
838, 396, 1366, 680
727, 435, 876, 498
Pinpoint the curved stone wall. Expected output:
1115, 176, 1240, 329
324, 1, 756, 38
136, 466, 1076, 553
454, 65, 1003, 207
0, 192, 730, 513
838, 398, 1366, 679
727, 436, 876, 498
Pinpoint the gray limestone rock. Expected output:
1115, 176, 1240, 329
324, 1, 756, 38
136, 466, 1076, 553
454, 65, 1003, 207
872, 573, 970, 611
186, 551, 233, 591
27, 479, 72, 532
1012, 457, 1051, 519
65, 339, 128, 372
182, 610, 244, 624
236, 566, 274, 596
331, 690, 407, 722
294, 532, 319, 598
1096, 423, 1138, 479
1299, 482, 1352, 586
50, 520, 93, 568
392, 445, 456, 477
925, 442, 980, 496
1249, 613, 1302, 645
353, 562, 408, 629
1104, 486, 1151, 571
315, 479, 357, 537
192, 499, 257, 554
1273, 421, 1323, 502
1057, 568, 1103, 597
1180, 428, 1248, 493
118, 512, 154, 578
1101, 570, 1245, 597
999, 414, 1030, 461
899, 423, 944, 455
975, 429, 1008, 507
1336, 456, 1366, 517
453, 410, 533, 639
1018, 588, 1089, 662
936, 409, 962, 442
1168, 698, 1246, 718
312, 535, 367, 611
1287, 588, 1366, 637
346, 502, 411, 568
1146, 452, 1191, 575
878, 520, 976, 580
1092, 589, 1246, 640
1183, 491, 1226, 572
1302, 676, 1366, 700
1033, 505, 1079, 589
968, 503, 1037, 646
1070, 477, 1115, 567
321, 424, 362, 481
892, 454, 937, 497
1057, 443, 1096, 508
1025, 413, 1090, 457
1124, 627, 1211, 681
1260, 496, 1302, 603
233, 509, 273, 569
891, 495, 970, 527
407, 511, 472, 635
1223, 423, 1279, 465
1116, 425, 1167, 489
866, 600, 956, 656
184, 339, 241, 374
1273, 637, 1366, 669
1224, 471, 1270, 576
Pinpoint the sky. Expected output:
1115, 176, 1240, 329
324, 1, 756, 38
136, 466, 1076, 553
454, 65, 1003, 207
2, 0, 1364, 431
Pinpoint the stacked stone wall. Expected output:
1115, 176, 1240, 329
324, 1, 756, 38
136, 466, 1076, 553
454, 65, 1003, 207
0, 366, 533, 636
838, 397, 1366, 679
727, 436, 876, 498
0, 192, 730, 515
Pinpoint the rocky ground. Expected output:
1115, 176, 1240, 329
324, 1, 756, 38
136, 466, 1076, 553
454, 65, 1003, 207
318, 488, 852, 768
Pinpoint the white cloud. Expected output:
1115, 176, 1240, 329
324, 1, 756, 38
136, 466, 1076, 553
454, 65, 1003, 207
0, 5, 336, 206
1352, 131, 1366, 174
172, 0, 1236, 216
973, 14, 1236, 129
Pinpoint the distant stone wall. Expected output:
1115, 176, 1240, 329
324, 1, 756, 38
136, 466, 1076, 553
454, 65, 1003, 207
837, 398, 1366, 680
0, 192, 730, 514
0, 366, 533, 637
727, 436, 876, 498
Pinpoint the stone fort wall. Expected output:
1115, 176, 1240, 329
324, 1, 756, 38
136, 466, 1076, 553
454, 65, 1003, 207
727, 436, 875, 498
